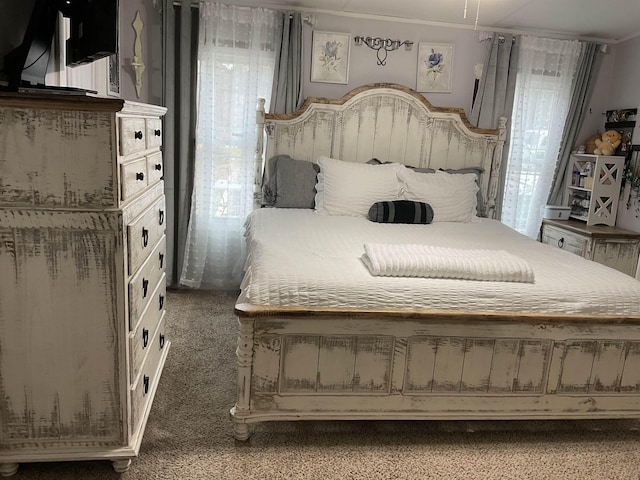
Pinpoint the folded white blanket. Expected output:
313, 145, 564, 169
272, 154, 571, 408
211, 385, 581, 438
362, 243, 535, 283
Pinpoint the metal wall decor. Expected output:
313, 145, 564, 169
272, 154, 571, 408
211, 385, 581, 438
353, 36, 413, 66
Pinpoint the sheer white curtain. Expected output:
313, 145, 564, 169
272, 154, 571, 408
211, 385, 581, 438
501, 36, 581, 238
180, 3, 278, 289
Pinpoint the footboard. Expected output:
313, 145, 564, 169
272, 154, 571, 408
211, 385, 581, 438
231, 305, 640, 440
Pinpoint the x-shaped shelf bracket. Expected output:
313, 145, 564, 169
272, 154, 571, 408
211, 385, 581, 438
599, 163, 619, 185
594, 196, 614, 217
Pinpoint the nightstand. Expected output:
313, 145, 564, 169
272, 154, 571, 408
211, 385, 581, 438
541, 218, 640, 277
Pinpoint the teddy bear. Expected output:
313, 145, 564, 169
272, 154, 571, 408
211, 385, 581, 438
594, 130, 622, 156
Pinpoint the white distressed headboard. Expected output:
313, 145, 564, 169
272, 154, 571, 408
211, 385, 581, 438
256, 83, 506, 217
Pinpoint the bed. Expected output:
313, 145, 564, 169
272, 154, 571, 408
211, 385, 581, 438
230, 83, 640, 441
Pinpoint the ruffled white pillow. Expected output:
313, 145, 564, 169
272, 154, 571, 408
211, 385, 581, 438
398, 168, 479, 222
315, 156, 404, 217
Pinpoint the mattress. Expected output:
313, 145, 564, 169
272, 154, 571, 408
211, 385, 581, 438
239, 208, 640, 315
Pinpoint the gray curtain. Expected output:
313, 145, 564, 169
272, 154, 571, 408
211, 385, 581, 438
470, 33, 519, 220
470, 33, 519, 129
163, 0, 198, 287
547, 42, 604, 206
270, 12, 303, 114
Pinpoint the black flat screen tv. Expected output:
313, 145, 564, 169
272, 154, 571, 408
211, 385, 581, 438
2, 0, 118, 91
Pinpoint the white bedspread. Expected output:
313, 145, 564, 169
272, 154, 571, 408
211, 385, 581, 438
239, 209, 640, 315
361, 243, 535, 283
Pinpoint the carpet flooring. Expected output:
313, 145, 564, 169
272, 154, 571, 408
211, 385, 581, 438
12, 289, 640, 479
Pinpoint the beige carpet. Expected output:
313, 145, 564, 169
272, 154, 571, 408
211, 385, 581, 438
13, 289, 640, 479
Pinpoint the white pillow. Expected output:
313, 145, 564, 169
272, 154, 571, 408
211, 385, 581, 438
315, 156, 403, 217
398, 168, 479, 222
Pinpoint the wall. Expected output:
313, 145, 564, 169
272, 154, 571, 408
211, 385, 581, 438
0, 0, 162, 105
608, 35, 640, 232
118, 0, 163, 105
302, 14, 486, 118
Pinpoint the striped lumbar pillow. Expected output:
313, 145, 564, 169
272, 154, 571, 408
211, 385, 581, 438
368, 200, 434, 224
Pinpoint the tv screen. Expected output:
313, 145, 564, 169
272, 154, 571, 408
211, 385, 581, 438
2, 0, 58, 88
66, 0, 118, 67
1, 0, 118, 90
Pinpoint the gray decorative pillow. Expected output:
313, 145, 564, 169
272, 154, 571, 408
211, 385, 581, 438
262, 155, 320, 208
368, 200, 434, 224
367, 158, 436, 173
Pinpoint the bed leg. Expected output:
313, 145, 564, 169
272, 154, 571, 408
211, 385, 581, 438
233, 420, 251, 441
0, 463, 19, 477
232, 317, 255, 440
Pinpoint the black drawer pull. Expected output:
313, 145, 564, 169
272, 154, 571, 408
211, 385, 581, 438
159, 210, 165, 225
558, 237, 565, 248
154, 129, 161, 136
135, 130, 143, 140
142, 227, 149, 247
159, 294, 165, 310
159, 253, 164, 269
142, 328, 149, 348
154, 163, 162, 171
142, 278, 149, 297
159, 334, 165, 349
143, 375, 150, 395
136, 172, 145, 181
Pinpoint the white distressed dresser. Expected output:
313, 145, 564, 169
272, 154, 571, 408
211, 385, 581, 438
0, 93, 170, 475
541, 218, 640, 277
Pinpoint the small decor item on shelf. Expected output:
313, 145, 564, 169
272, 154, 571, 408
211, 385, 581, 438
584, 132, 601, 154
584, 162, 594, 189
543, 205, 570, 220
594, 130, 622, 156
606, 108, 636, 123
625, 147, 640, 215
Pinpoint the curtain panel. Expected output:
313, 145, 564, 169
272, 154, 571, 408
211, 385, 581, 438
547, 43, 604, 206
179, 3, 279, 289
470, 32, 519, 220
501, 36, 582, 239
271, 12, 304, 114
162, 0, 197, 287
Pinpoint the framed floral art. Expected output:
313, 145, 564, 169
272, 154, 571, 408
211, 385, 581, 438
416, 43, 454, 93
311, 31, 351, 84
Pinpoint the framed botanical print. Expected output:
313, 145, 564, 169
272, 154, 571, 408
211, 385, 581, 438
416, 43, 454, 93
310, 31, 351, 84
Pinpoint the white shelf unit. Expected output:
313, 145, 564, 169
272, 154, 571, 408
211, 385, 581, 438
565, 154, 624, 226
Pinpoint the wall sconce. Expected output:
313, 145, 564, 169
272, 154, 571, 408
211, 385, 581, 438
354, 36, 414, 66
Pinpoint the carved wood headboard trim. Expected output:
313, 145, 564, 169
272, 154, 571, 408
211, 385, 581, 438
256, 83, 507, 218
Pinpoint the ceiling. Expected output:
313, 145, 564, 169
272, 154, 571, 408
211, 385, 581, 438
230, 0, 640, 43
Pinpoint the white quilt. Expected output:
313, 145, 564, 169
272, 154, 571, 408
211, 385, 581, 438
361, 243, 535, 283
239, 209, 640, 315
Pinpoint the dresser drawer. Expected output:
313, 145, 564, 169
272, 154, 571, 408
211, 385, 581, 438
130, 274, 167, 380
127, 196, 166, 275
131, 313, 169, 437
146, 152, 164, 185
121, 157, 148, 200
120, 117, 147, 156
129, 237, 166, 331
146, 118, 163, 149
541, 225, 587, 256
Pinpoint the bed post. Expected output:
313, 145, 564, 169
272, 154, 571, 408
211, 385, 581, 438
486, 116, 508, 219
254, 98, 266, 209
230, 316, 255, 441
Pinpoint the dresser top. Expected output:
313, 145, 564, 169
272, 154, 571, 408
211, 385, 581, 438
0, 91, 124, 112
543, 218, 640, 239
0, 92, 167, 116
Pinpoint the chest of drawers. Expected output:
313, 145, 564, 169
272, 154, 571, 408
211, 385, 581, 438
541, 218, 640, 277
0, 94, 169, 475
